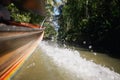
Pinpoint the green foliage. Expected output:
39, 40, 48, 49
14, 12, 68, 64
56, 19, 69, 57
30, 13, 44, 24
58, 0, 120, 52
44, 23, 57, 40
7, 3, 31, 22
7, 3, 44, 24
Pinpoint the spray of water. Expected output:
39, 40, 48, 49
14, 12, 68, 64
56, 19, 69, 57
39, 41, 120, 80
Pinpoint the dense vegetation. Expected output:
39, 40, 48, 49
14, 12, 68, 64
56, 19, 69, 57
7, 3, 44, 24
58, 0, 120, 54
44, 22, 57, 40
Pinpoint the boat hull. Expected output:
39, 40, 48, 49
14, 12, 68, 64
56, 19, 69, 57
0, 26, 44, 79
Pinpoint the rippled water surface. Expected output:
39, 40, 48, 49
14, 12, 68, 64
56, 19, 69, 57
12, 41, 120, 80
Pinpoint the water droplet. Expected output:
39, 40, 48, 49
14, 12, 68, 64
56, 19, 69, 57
83, 41, 86, 44
89, 45, 92, 49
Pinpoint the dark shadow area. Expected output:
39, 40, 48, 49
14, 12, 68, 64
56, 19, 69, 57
57, 40, 120, 59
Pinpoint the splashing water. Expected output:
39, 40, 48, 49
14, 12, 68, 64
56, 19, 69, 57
39, 41, 120, 80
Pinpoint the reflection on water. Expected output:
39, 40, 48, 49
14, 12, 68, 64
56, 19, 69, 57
12, 41, 120, 80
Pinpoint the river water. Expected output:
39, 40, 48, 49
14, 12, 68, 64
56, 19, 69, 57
12, 41, 120, 80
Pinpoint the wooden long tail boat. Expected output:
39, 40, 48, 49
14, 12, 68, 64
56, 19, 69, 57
0, 0, 46, 79
0, 23, 45, 79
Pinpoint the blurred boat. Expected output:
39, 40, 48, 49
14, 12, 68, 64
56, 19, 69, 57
0, 0, 46, 79
0, 22, 45, 79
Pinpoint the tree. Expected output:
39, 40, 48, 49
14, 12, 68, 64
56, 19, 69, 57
58, 0, 120, 53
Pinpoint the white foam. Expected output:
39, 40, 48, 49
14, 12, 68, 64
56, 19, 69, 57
39, 41, 120, 80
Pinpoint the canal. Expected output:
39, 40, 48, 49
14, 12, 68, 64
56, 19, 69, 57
11, 41, 120, 80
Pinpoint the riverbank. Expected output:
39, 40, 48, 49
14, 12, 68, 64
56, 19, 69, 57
58, 40, 120, 59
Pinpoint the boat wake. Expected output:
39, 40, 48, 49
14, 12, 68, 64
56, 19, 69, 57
39, 41, 120, 80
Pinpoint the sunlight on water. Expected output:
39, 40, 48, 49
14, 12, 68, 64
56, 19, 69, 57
39, 41, 120, 80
